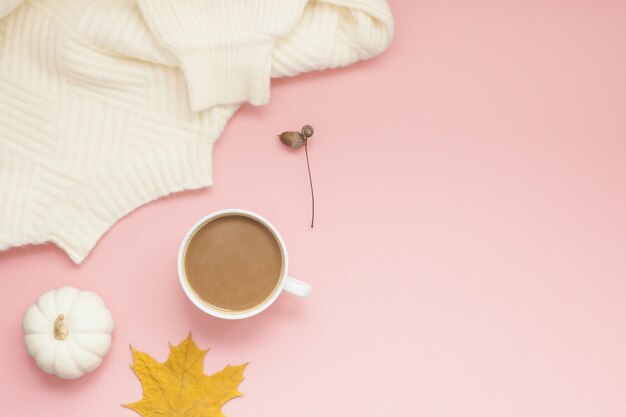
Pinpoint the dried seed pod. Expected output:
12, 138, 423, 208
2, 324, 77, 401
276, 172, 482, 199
301, 125, 314, 138
279, 131, 306, 149
277, 124, 316, 228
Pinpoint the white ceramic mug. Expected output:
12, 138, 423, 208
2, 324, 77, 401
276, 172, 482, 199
178, 209, 312, 320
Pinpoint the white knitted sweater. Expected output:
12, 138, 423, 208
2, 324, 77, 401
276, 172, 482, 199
0, 0, 393, 263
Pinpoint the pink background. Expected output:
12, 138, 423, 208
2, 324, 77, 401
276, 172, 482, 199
2, 1, 626, 416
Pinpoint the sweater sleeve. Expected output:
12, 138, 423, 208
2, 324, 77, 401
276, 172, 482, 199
136, 0, 307, 111
0, 0, 22, 19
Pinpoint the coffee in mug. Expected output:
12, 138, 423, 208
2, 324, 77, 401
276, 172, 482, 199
183, 214, 283, 312
178, 209, 311, 319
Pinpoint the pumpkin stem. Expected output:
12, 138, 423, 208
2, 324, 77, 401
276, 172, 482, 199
54, 314, 69, 341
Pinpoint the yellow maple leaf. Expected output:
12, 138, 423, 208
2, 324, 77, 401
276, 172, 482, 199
124, 333, 247, 417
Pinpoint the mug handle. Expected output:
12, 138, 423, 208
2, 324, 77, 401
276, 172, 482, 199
283, 276, 312, 298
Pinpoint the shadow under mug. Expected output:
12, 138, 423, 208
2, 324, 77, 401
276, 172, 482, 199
177, 209, 312, 320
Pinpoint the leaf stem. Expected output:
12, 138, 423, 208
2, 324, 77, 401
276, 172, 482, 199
304, 141, 315, 228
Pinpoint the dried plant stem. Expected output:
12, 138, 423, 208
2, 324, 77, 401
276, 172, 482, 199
304, 141, 315, 228
54, 314, 69, 340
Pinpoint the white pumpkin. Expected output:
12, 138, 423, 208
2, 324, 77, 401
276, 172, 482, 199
22, 286, 114, 379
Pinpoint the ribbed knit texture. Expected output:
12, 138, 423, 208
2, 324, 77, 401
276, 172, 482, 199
0, 0, 393, 263
137, 0, 308, 110
0, 0, 21, 19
